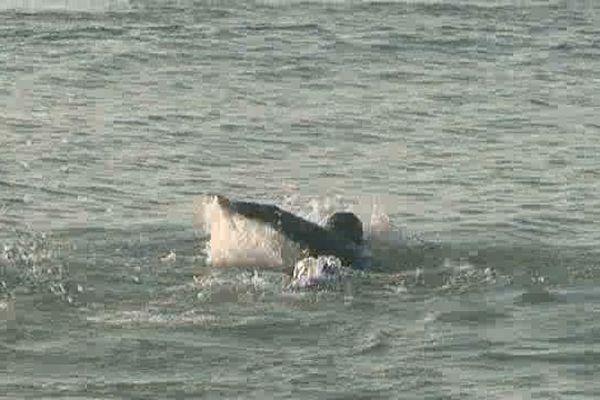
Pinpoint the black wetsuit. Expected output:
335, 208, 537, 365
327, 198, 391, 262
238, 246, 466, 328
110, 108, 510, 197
219, 197, 363, 266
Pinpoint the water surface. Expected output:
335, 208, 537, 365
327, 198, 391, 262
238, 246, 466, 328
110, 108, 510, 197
1, 1, 599, 398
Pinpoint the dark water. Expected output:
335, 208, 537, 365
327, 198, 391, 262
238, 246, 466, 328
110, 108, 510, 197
1, 1, 600, 398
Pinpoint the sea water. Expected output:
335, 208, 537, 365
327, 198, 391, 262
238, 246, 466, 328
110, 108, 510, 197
1, 1, 600, 398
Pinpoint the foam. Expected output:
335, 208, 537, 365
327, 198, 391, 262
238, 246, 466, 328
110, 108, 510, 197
87, 309, 218, 326
193, 195, 284, 268
0, 0, 130, 12
289, 255, 346, 289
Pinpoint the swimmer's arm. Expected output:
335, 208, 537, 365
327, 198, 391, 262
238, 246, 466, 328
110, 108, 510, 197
224, 198, 334, 244
226, 199, 325, 239
222, 197, 360, 265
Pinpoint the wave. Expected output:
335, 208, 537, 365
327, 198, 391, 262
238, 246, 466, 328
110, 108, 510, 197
87, 309, 218, 326
0, 0, 130, 13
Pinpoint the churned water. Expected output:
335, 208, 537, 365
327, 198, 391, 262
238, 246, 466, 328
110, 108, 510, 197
1, 0, 599, 398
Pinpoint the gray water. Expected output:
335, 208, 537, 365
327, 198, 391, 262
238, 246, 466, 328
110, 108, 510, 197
1, 0, 600, 398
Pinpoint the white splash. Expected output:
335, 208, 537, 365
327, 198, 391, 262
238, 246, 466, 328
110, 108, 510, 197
159, 250, 177, 263
193, 195, 284, 268
289, 255, 345, 289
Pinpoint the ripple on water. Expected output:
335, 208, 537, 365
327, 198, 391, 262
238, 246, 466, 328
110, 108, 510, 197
483, 350, 600, 365
86, 309, 219, 327
433, 309, 511, 325
515, 289, 566, 305
353, 329, 393, 356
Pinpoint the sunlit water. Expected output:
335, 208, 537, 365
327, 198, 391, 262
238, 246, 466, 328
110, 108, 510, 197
1, 1, 600, 398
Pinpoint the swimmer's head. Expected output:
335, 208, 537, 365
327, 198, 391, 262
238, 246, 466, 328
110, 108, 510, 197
325, 212, 363, 245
